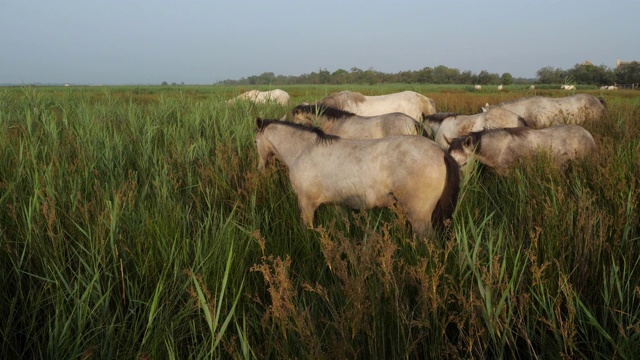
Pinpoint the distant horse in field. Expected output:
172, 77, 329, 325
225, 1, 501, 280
227, 89, 290, 105
255, 118, 460, 235
447, 125, 596, 175
561, 85, 576, 90
290, 103, 427, 139
424, 107, 528, 148
481, 94, 607, 128
311, 90, 437, 121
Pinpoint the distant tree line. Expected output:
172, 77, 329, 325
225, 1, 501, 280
217, 62, 640, 87
217, 66, 522, 86
537, 62, 640, 86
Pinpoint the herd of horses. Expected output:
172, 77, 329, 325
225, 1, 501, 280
231, 89, 607, 235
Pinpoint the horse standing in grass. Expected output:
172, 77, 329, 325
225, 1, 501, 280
290, 103, 428, 139
311, 90, 437, 121
423, 107, 528, 148
482, 94, 607, 128
447, 125, 596, 175
227, 89, 290, 105
255, 118, 460, 235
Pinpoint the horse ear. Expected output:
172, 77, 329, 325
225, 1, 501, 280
464, 136, 474, 149
256, 117, 263, 128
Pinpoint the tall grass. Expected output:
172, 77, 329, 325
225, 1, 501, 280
1, 85, 638, 358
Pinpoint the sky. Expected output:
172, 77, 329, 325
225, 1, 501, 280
1, 0, 639, 85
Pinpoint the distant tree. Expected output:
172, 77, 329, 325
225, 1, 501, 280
415, 67, 433, 83
536, 66, 565, 84
331, 68, 349, 84
477, 70, 500, 85
432, 65, 460, 84
567, 63, 615, 86
458, 70, 475, 84
615, 61, 640, 84
501, 72, 513, 85
161, 81, 168, 86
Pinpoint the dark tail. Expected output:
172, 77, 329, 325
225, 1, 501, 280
597, 97, 608, 110
431, 152, 461, 230
415, 121, 431, 138
517, 116, 529, 127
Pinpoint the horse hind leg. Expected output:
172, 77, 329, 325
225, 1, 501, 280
399, 196, 438, 237
297, 196, 319, 229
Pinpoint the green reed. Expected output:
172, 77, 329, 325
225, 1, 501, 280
0, 85, 638, 358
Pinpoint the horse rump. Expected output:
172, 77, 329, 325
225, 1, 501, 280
430, 153, 461, 231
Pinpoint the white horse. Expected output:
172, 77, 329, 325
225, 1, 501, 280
290, 103, 427, 139
255, 118, 460, 235
447, 125, 596, 175
311, 90, 437, 122
482, 94, 607, 128
227, 89, 290, 105
424, 107, 528, 148
561, 85, 576, 90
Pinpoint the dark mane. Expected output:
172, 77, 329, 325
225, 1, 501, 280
423, 112, 459, 123
257, 118, 340, 144
292, 104, 356, 121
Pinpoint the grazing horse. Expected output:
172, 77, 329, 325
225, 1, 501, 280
227, 89, 290, 105
447, 125, 596, 175
255, 118, 460, 235
482, 94, 607, 128
312, 90, 437, 121
290, 103, 427, 139
424, 107, 528, 148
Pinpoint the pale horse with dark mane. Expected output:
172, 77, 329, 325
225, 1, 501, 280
447, 125, 596, 175
311, 90, 437, 122
482, 94, 607, 128
290, 103, 428, 139
255, 118, 460, 235
423, 107, 528, 148
227, 89, 290, 105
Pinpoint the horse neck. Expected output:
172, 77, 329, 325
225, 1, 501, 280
473, 131, 512, 168
264, 125, 316, 166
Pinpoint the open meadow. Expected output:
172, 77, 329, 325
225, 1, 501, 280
1, 84, 639, 358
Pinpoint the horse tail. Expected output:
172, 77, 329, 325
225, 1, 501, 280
597, 97, 608, 110
517, 116, 529, 127
431, 152, 461, 230
415, 121, 431, 138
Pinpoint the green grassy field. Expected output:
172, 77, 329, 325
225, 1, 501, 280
1, 84, 639, 358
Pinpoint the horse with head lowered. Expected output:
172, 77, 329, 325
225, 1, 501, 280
255, 118, 460, 235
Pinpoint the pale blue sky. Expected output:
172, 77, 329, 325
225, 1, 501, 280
1, 0, 639, 85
